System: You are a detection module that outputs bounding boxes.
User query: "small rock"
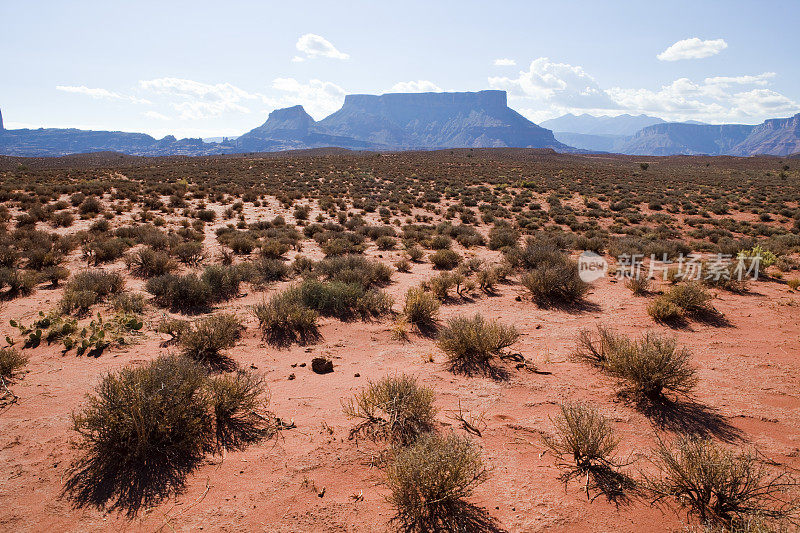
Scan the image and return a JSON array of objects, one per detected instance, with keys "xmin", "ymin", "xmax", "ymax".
[
  {"xmin": 299, "ymin": 362, "xmax": 306, "ymax": 367},
  {"xmin": 354, "ymin": 373, "xmax": 360, "ymax": 378},
  {"xmin": 311, "ymin": 357, "xmax": 334, "ymax": 374},
  {"xmin": 515, "ymin": 295, "xmax": 522, "ymax": 301},
  {"xmin": 288, "ymin": 373, "xmax": 295, "ymax": 380}
]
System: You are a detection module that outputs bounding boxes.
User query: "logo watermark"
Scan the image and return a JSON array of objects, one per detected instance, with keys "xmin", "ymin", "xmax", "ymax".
[
  {"xmin": 578, "ymin": 252, "xmax": 763, "ymax": 283},
  {"xmin": 578, "ymin": 251, "xmax": 608, "ymax": 283}
]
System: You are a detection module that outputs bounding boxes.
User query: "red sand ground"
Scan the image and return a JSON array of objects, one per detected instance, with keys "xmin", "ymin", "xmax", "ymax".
[{"xmin": 1, "ymin": 236, "xmax": 799, "ymax": 532}]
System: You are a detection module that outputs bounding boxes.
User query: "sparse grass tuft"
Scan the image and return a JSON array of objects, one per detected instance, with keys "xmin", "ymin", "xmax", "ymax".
[
  {"xmin": 402, "ymin": 287, "xmax": 440, "ymax": 332},
  {"xmin": 387, "ymin": 432, "xmax": 488, "ymax": 532},
  {"xmin": 646, "ymin": 437, "xmax": 799, "ymax": 529},
  {"xmin": 179, "ymin": 313, "xmax": 243, "ymax": 370},
  {"xmin": 437, "ymin": 314, "xmax": 519, "ymax": 376},
  {"xmin": 343, "ymin": 374, "xmax": 436, "ymax": 445}
]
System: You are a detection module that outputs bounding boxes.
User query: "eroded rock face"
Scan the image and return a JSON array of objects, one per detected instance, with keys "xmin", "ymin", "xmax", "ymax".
[
  {"xmin": 316, "ymin": 90, "xmax": 567, "ymax": 149},
  {"xmin": 0, "ymin": 91, "xmax": 571, "ymax": 156},
  {"xmin": 619, "ymin": 114, "xmax": 800, "ymax": 157}
]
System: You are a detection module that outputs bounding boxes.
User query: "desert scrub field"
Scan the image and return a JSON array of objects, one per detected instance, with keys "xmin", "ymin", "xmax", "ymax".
[{"xmin": 0, "ymin": 149, "xmax": 799, "ymax": 531}]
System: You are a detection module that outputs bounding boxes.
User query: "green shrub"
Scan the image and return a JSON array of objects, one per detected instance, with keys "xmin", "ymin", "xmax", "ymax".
[
  {"xmin": 126, "ymin": 247, "xmax": 176, "ymax": 278},
  {"xmin": 387, "ymin": 433, "xmax": 488, "ymax": 531},
  {"xmin": 343, "ymin": 374, "xmax": 436, "ymax": 445},
  {"xmin": 403, "ymin": 287, "xmax": 440, "ymax": 331},
  {"xmin": 437, "ymin": 314, "xmax": 519, "ymax": 376},
  {"xmin": 179, "ymin": 313, "xmax": 243, "ymax": 370},
  {"xmin": 429, "ymin": 249, "xmax": 461, "ymax": 270},
  {"xmin": 521, "ymin": 253, "xmax": 588, "ymax": 305},
  {"xmin": 252, "ymin": 291, "xmax": 319, "ymax": 347},
  {"xmin": 146, "ymin": 274, "xmax": 211, "ymax": 313}
]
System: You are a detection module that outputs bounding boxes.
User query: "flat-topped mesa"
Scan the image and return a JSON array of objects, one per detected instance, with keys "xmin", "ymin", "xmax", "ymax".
[
  {"xmin": 317, "ymin": 89, "xmax": 567, "ymax": 149},
  {"xmin": 342, "ymin": 89, "xmax": 508, "ymax": 112}
]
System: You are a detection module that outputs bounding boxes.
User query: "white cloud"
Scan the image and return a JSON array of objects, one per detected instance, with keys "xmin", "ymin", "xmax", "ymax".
[
  {"xmin": 487, "ymin": 56, "xmax": 798, "ymax": 124},
  {"xmin": 139, "ymin": 77, "xmax": 258, "ymax": 119},
  {"xmin": 704, "ymin": 72, "xmax": 775, "ymax": 87},
  {"xmin": 269, "ymin": 78, "xmax": 347, "ymax": 119},
  {"xmin": 489, "ymin": 57, "xmax": 616, "ymax": 110},
  {"xmin": 493, "ymin": 58, "xmax": 516, "ymax": 66},
  {"xmin": 389, "ymin": 80, "xmax": 443, "ymax": 93},
  {"xmin": 56, "ymin": 85, "xmax": 151, "ymax": 104},
  {"xmin": 143, "ymin": 110, "xmax": 170, "ymax": 120},
  {"xmin": 295, "ymin": 33, "xmax": 349, "ymax": 60},
  {"xmin": 657, "ymin": 38, "xmax": 728, "ymax": 61}
]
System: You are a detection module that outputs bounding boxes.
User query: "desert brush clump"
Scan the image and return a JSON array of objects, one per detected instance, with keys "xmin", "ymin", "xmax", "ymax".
[
  {"xmin": 0, "ymin": 347, "xmax": 28, "ymax": 379},
  {"xmin": 125, "ymin": 246, "xmax": 176, "ymax": 278},
  {"xmin": 429, "ymin": 249, "xmax": 461, "ymax": 270},
  {"xmin": 574, "ymin": 327, "xmax": 697, "ymax": 404},
  {"xmin": 543, "ymin": 403, "xmax": 628, "ymax": 499},
  {"xmin": 519, "ymin": 245, "xmax": 588, "ymax": 306},
  {"xmin": 64, "ymin": 355, "xmax": 274, "ymax": 515},
  {"xmin": 252, "ymin": 290, "xmax": 320, "ymax": 347},
  {"xmin": 179, "ymin": 313, "xmax": 243, "ymax": 370},
  {"xmin": 436, "ymin": 314, "xmax": 519, "ymax": 376},
  {"xmin": 646, "ymin": 436, "xmax": 799, "ymax": 529},
  {"xmin": 60, "ymin": 269, "xmax": 125, "ymax": 315},
  {"xmin": 649, "ymin": 282, "xmax": 716, "ymax": 323},
  {"xmin": 402, "ymin": 287, "xmax": 440, "ymax": 332},
  {"xmin": 343, "ymin": 374, "xmax": 437, "ymax": 445},
  {"xmin": 386, "ymin": 432, "xmax": 489, "ymax": 532}
]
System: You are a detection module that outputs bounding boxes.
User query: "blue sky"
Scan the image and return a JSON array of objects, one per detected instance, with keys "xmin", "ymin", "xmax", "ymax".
[{"xmin": 1, "ymin": 0, "xmax": 798, "ymax": 138}]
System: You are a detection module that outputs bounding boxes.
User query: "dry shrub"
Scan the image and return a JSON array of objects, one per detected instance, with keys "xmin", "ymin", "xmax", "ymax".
[
  {"xmin": 573, "ymin": 325, "xmax": 627, "ymax": 368},
  {"xmin": 647, "ymin": 437, "xmax": 799, "ymax": 529},
  {"xmin": 402, "ymin": 287, "xmax": 440, "ymax": 332},
  {"xmin": 0, "ymin": 347, "xmax": 28, "ymax": 378},
  {"xmin": 625, "ymin": 275, "xmax": 652, "ymax": 296},
  {"xmin": 543, "ymin": 403, "xmax": 622, "ymax": 493},
  {"xmin": 437, "ymin": 314, "xmax": 519, "ymax": 376},
  {"xmin": 65, "ymin": 355, "xmax": 215, "ymax": 515},
  {"xmin": 343, "ymin": 374, "xmax": 436, "ymax": 445},
  {"xmin": 208, "ymin": 370, "xmax": 273, "ymax": 450},
  {"xmin": 126, "ymin": 247, "xmax": 176, "ymax": 278},
  {"xmin": 387, "ymin": 432, "xmax": 488, "ymax": 532},
  {"xmin": 60, "ymin": 269, "xmax": 125, "ymax": 314},
  {"xmin": 179, "ymin": 313, "xmax": 243, "ymax": 370},
  {"xmin": 575, "ymin": 327, "xmax": 697, "ymax": 404},
  {"xmin": 145, "ymin": 273, "xmax": 211, "ymax": 313},
  {"xmin": 65, "ymin": 355, "xmax": 272, "ymax": 515},
  {"xmin": 429, "ymin": 249, "xmax": 461, "ymax": 271}
]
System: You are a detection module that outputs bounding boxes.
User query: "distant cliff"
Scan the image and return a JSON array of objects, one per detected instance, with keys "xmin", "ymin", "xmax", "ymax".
[
  {"xmin": 0, "ymin": 91, "xmax": 570, "ymax": 157},
  {"xmin": 620, "ymin": 114, "xmax": 800, "ymax": 156},
  {"xmin": 239, "ymin": 90, "xmax": 569, "ymax": 151}
]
